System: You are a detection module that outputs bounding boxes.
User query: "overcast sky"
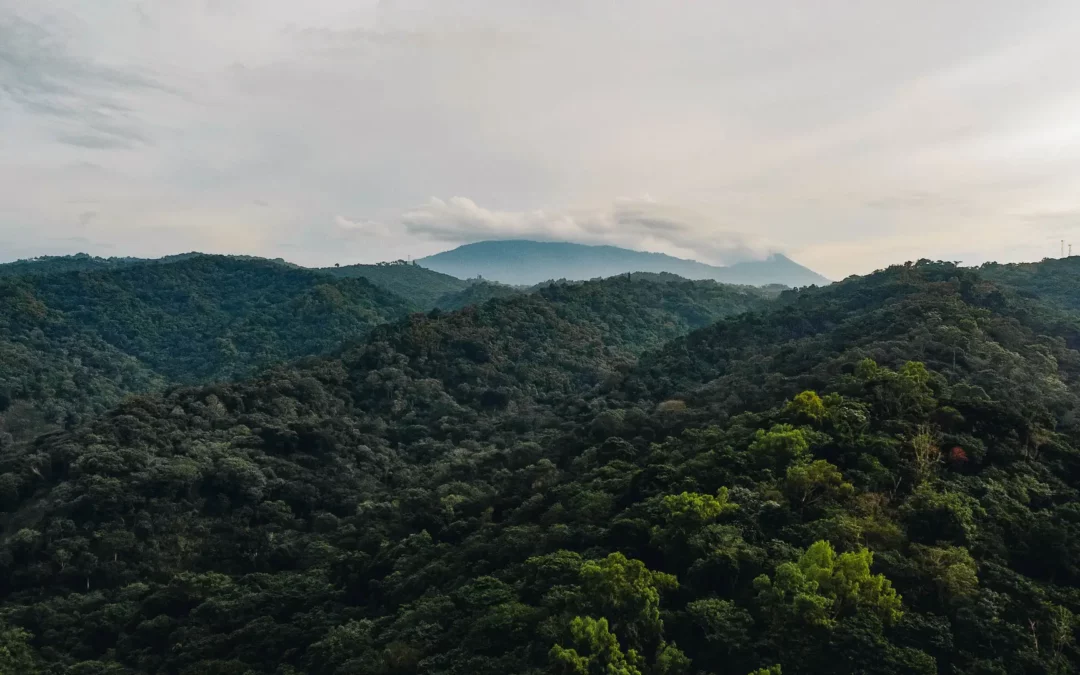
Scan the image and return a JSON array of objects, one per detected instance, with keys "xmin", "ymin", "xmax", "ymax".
[{"xmin": 3, "ymin": 1, "xmax": 1080, "ymax": 278}]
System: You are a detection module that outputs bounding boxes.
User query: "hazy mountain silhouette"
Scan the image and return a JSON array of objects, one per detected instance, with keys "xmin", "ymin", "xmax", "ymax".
[{"xmin": 417, "ymin": 240, "xmax": 829, "ymax": 286}]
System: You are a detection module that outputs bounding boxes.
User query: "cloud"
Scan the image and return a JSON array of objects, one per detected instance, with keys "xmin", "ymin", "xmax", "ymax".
[
  {"xmin": 399, "ymin": 197, "xmax": 773, "ymax": 264},
  {"xmin": 0, "ymin": 12, "xmax": 173, "ymax": 150},
  {"xmin": 3, "ymin": 1, "xmax": 1080, "ymax": 276},
  {"xmin": 334, "ymin": 215, "xmax": 391, "ymax": 237}
]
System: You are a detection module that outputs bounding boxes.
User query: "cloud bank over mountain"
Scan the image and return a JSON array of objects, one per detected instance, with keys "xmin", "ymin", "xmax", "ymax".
[{"xmin": 397, "ymin": 197, "xmax": 773, "ymax": 265}]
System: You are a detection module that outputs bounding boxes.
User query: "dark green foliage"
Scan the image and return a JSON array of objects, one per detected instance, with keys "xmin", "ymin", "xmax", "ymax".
[
  {"xmin": 0, "ymin": 255, "xmax": 412, "ymax": 442},
  {"xmin": 0, "ymin": 253, "xmax": 190, "ymax": 278},
  {"xmin": 322, "ymin": 261, "xmax": 471, "ymax": 309},
  {"xmin": 2, "ymin": 258, "xmax": 1080, "ymax": 674},
  {"xmin": 434, "ymin": 281, "xmax": 525, "ymax": 311}
]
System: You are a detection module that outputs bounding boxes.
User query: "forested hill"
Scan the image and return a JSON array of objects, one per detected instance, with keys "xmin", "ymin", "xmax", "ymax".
[
  {"xmin": 4, "ymin": 259, "xmax": 1080, "ymax": 673},
  {"xmin": 417, "ymin": 239, "xmax": 831, "ymax": 287},
  {"xmin": 980, "ymin": 255, "xmax": 1080, "ymax": 312},
  {"xmin": 0, "ymin": 252, "xmax": 279, "ymax": 278},
  {"xmin": 322, "ymin": 262, "xmax": 474, "ymax": 309},
  {"xmin": 0, "ymin": 255, "xmax": 413, "ymax": 443}
]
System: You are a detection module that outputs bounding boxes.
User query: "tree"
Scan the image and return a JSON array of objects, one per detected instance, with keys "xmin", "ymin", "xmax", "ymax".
[
  {"xmin": 579, "ymin": 553, "xmax": 679, "ymax": 646},
  {"xmin": 908, "ymin": 425, "xmax": 941, "ymax": 485},
  {"xmin": 784, "ymin": 460, "xmax": 854, "ymax": 515},
  {"xmin": 755, "ymin": 541, "xmax": 903, "ymax": 629},
  {"xmin": 788, "ymin": 391, "xmax": 826, "ymax": 423},
  {"xmin": 550, "ymin": 616, "xmax": 643, "ymax": 675},
  {"xmin": 749, "ymin": 424, "xmax": 811, "ymax": 469},
  {"xmin": 910, "ymin": 544, "xmax": 978, "ymax": 602},
  {"xmin": 659, "ymin": 488, "xmax": 738, "ymax": 530},
  {"xmin": 0, "ymin": 622, "xmax": 39, "ymax": 674}
]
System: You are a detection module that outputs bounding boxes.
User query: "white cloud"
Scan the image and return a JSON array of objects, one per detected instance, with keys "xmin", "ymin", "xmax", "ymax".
[
  {"xmin": 335, "ymin": 215, "xmax": 391, "ymax": 236},
  {"xmin": 398, "ymin": 197, "xmax": 773, "ymax": 264}
]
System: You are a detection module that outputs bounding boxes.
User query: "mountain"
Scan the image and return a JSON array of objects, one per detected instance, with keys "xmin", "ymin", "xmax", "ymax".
[
  {"xmin": 417, "ymin": 239, "xmax": 831, "ymax": 287},
  {"xmin": 0, "ymin": 255, "xmax": 412, "ymax": 444},
  {"xmin": 321, "ymin": 261, "xmax": 472, "ymax": 309},
  {"xmin": 3, "ymin": 258, "xmax": 1080, "ymax": 673}
]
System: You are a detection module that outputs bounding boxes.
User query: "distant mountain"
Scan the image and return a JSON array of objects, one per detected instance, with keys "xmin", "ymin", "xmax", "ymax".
[{"xmin": 417, "ymin": 240, "xmax": 830, "ymax": 287}]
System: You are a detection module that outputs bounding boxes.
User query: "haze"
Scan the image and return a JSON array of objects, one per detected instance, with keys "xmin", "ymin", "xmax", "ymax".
[{"xmin": 3, "ymin": 1, "xmax": 1080, "ymax": 279}]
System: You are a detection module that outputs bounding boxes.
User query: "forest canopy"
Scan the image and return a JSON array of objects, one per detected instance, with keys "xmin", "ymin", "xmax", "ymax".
[{"xmin": 2, "ymin": 256, "xmax": 1080, "ymax": 674}]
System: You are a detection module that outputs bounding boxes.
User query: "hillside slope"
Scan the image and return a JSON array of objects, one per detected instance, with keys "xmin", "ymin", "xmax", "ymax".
[
  {"xmin": 2, "ymin": 262, "xmax": 1080, "ymax": 673},
  {"xmin": 980, "ymin": 255, "xmax": 1080, "ymax": 313},
  {"xmin": 418, "ymin": 239, "xmax": 830, "ymax": 287},
  {"xmin": 0, "ymin": 256, "xmax": 412, "ymax": 443},
  {"xmin": 322, "ymin": 262, "xmax": 471, "ymax": 309}
]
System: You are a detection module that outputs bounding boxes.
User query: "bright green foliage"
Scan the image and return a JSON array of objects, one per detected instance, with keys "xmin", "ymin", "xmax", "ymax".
[
  {"xmin": 747, "ymin": 667, "xmax": 782, "ymax": 675},
  {"xmin": 784, "ymin": 460, "xmax": 854, "ymax": 513},
  {"xmin": 748, "ymin": 424, "xmax": 810, "ymax": 468},
  {"xmin": 787, "ymin": 390, "xmax": 826, "ymax": 422},
  {"xmin": 580, "ymin": 553, "xmax": 678, "ymax": 644},
  {"xmin": 755, "ymin": 541, "xmax": 903, "ymax": 628},
  {"xmin": 550, "ymin": 617, "xmax": 643, "ymax": 675},
  {"xmin": 653, "ymin": 642, "xmax": 691, "ymax": 675},
  {"xmin": 660, "ymin": 488, "xmax": 738, "ymax": 528}
]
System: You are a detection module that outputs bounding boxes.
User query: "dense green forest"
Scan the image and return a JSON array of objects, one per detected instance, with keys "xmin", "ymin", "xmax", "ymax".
[
  {"xmin": 0, "ymin": 257, "xmax": 769, "ymax": 449},
  {"xmin": 0, "ymin": 256, "xmax": 412, "ymax": 444},
  {"xmin": 433, "ymin": 281, "xmax": 525, "ymax": 311},
  {"xmin": 322, "ymin": 263, "xmax": 474, "ymax": 310},
  {"xmin": 3, "ymin": 256, "xmax": 1080, "ymax": 674},
  {"xmin": 0, "ymin": 253, "xmax": 295, "ymax": 279}
]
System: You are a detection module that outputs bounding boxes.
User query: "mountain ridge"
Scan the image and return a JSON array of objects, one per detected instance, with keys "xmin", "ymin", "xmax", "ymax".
[{"xmin": 417, "ymin": 239, "xmax": 831, "ymax": 287}]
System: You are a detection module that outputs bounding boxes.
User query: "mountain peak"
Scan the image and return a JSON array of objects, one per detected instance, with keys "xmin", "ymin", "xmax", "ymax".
[{"xmin": 417, "ymin": 240, "xmax": 828, "ymax": 287}]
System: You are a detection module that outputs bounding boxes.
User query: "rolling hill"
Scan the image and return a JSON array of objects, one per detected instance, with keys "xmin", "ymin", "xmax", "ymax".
[
  {"xmin": 417, "ymin": 239, "xmax": 831, "ymax": 287},
  {"xmin": 0, "ymin": 255, "xmax": 412, "ymax": 443},
  {"xmin": 320, "ymin": 262, "xmax": 472, "ymax": 309},
  {"xmin": 2, "ymin": 258, "xmax": 1080, "ymax": 673}
]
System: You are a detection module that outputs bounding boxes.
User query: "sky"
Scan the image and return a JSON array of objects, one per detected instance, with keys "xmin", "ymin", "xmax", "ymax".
[{"xmin": 3, "ymin": 1, "xmax": 1080, "ymax": 279}]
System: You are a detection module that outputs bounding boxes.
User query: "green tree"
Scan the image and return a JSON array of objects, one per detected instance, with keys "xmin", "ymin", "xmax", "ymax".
[
  {"xmin": 910, "ymin": 544, "xmax": 978, "ymax": 602},
  {"xmin": 659, "ymin": 488, "xmax": 738, "ymax": 532},
  {"xmin": 784, "ymin": 460, "xmax": 854, "ymax": 515},
  {"xmin": 579, "ymin": 553, "xmax": 678, "ymax": 646},
  {"xmin": 550, "ymin": 616, "xmax": 643, "ymax": 675},
  {"xmin": 788, "ymin": 390, "xmax": 826, "ymax": 423},
  {"xmin": 755, "ymin": 541, "xmax": 903, "ymax": 629},
  {"xmin": 0, "ymin": 622, "xmax": 39, "ymax": 674},
  {"xmin": 749, "ymin": 424, "xmax": 810, "ymax": 469}
]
